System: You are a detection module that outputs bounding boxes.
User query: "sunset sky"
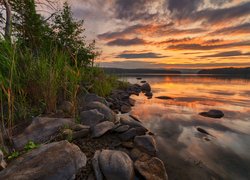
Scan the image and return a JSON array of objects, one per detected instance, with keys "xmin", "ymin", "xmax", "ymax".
[{"xmin": 57, "ymin": 0, "xmax": 250, "ymax": 69}]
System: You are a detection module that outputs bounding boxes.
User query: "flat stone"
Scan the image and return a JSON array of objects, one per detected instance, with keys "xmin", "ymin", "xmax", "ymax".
[
  {"xmin": 199, "ymin": 109, "xmax": 224, "ymax": 119},
  {"xmin": 99, "ymin": 150, "xmax": 134, "ymax": 180},
  {"xmin": 13, "ymin": 117, "xmax": 75, "ymax": 150},
  {"xmin": 0, "ymin": 150, "xmax": 6, "ymax": 170},
  {"xmin": 80, "ymin": 109, "xmax": 105, "ymax": 127},
  {"xmin": 92, "ymin": 150, "xmax": 103, "ymax": 180},
  {"xmin": 85, "ymin": 101, "xmax": 117, "ymax": 122},
  {"xmin": 119, "ymin": 127, "xmax": 147, "ymax": 141},
  {"xmin": 134, "ymin": 135, "xmax": 157, "ymax": 156},
  {"xmin": 91, "ymin": 121, "xmax": 115, "ymax": 138},
  {"xmin": 119, "ymin": 114, "xmax": 145, "ymax": 128},
  {"xmin": 0, "ymin": 141, "xmax": 87, "ymax": 180},
  {"xmin": 114, "ymin": 125, "xmax": 130, "ymax": 133},
  {"xmin": 135, "ymin": 157, "xmax": 168, "ymax": 180}
]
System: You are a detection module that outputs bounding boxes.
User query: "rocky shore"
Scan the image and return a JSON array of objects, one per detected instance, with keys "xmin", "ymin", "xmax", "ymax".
[{"xmin": 0, "ymin": 81, "xmax": 168, "ymax": 180}]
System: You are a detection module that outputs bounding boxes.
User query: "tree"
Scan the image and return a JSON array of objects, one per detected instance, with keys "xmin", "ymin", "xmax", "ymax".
[{"xmin": 0, "ymin": 0, "xmax": 12, "ymax": 40}]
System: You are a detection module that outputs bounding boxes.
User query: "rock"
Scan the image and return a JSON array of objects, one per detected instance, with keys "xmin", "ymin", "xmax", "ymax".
[
  {"xmin": 99, "ymin": 150, "xmax": 134, "ymax": 180},
  {"xmin": 92, "ymin": 121, "xmax": 115, "ymax": 138},
  {"xmin": 141, "ymin": 80, "xmax": 147, "ymax": 83},
  {"xmin": 92, "ymin": 150, "xmax": 103, "ymax": 180},
  {"xmin": 135, "ymin": 157, "xmax": 168, "ymax": 180},
  {"xmin": 114, "ymin": 125, "xmax": 130, "ymax": 133},
  {"xmin": 141, "ymin": 83, "xmax": 151, "ymax": 92},
  {"xmin": 0, "ymin": 141, "xmax": 87, "ymax": 180},
  {"xmin": 84, "ymin": 93, "xmax": 109, "ymax": 106},
  {"xmin": 155, "ymin": 96, "xmax": 173, "ymax": 100},
  {"xmin": 134, "ymin": 135, "xmax": 157, "ymax": 156},
  {"xmin": 130, "ymin": 148, "xmax": 152, "ymax": 161},
  {"xmin": 80, "ymin": 109, "xmax": 105, "ymax": 127},
  {"xmin": 128, "ymin": 98, "xmax": 136, "ymax": 106},
  {"xmin": 0, "ymin": 150, "xmax": 7, "ymax": 170},
  {"xmin": 121, "ymin": 142, "xmax": 134, "ymax": 149},
  {"xmin": 145, "ymin": 92, "xmax": 153, "ymax": 98},
  {"xmin": 120, "ymin": 114, "xmax": 145, "ymax": 128},
  {"xmin": 199, "ymin": 109, "xmax": 224, "ymax": 118},
  {"xmin": 13, "ymin": 117, "xmax": 75, "ymax": 150},
  {"xmin": 63, "ymin": 128, "xmax": 90, "ymax": 140},
  {"xmin": 59, "ymin": 101, "xmax": 74, "ymax": 115},
  {"xmin": 85, "ymin": 101, "xmax": 117, "ymax": 122},
  {"xmin": 121, "ymin": 105, "xmax": 132, "ymax": 113},
  {"xmin": 119, "ymin": 127, "xmax": 147, "ymax": 141},
  {"xmin": 197, "ymin": 127, "xmax": 213, "ymax": 136},
  {"xmin": 136, "ymin": 77, "xmax": 142, "ymax": 80}
]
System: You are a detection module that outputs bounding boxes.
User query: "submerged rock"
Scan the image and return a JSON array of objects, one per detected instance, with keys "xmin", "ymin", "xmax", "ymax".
[
  {"xmin": 199, "ymin": 109, "xmax": 224, "ymax": 118},
  {"xmin": 119, "ymin": 127, "xmax": 147, "ymax": 141},
  {"xmin": 91, "ymin": 121, "xmax": 115, "ymax": 138},
  {"xmin": 13, "ymin": 117, "xmax": 75, "ymax": 150},
  {"xmin": 99, "ymin": 150, "xmax": 134, "ymax": 180},
  {"xmin": 120, "ymin": 114, "xmax": 145, "ymax": 128},
  {"xmin": 134, "ymin": 135, "xmax": 157, "ymax": 156},
  {"xmin": 141, "ymin": 83, "xmax": 151, "ymax": 92},
  {"xmin": 85, "ymin": 101, "xmax": 117, "ymax": 122},
  {"xmin": 80, "ymin": 109, "xmax": 105, "ymax": 127},
  {"xmin": 155, "ymin": 96, "xmax": 173, "ymax": 100},
  {"xmin": 135, "ymin": 157, "xmax": 168, "ymax": 180},
  {"xmin": 0, "ymin": 150, "xmax": 6, "ymax": 170},
  {"xmin": 0, "ymin": 141, "xmax": 87, "ymax": 180}
]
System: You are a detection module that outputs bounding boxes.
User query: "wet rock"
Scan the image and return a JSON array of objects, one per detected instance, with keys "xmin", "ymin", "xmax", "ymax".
[
  {"xmin": 145, "ymin": 92, "xmax": 153, "ymax": 98},
  {"xmin": 199, "ymin": 109, "xmax": 224, "ymax": 118},
  {"xmin": 84, "ymin": 93, "xmax": 109, "ymax": 106},
  {"xmin": 136, "ymin": 77, "xmax": 142, "ymax": 80},
  {"xmin": 59, "ymin": 101, "xmax": 74, "ymax": 115},
  {"xmin": 0, "ymin": 141, "xmax": 87, "ymax": 180},
  {"xmin": 156, "ymin": 96, "xmax": 173, "ymax": 100},
  {"xmin": 80, "ymin": 109, "xmax": 105, "ymax": 127},
  {"xmin": 114, "ymin": 125, "xmax": 130, "ymax": 133},
  {"xmin": 85, "ymin": 101, "xmax": 117, "ymax": 122},
  {"xmin": 197, "ymin": 127, "xmax": 212, "ymax": 136},
  {"xmin": 141, "ymin": 83, "xmax": 151, "ymax": 92},
  {"xmin": 13, "ymin": 117, "xmax": 75, "ymax": 150},
  {"xmin": 121, "ymin": 105, "xmax": 132, "ymax": 113},
  {"xmin": 120, "ymin": 114, "xmax": 145, "ymax": 128},
  {"xmin": 135, "ymin": 157, "xmax": 168, "ymax": 180},
  {"xmin": 141, "ymin": 80, "xmax": 147, "ymax": 83},
  {"xmin": 91, "ymin": 121, "xmax": 115, "ymax": 138},
  {"xmin": 119, "ymin": 127, "xmax": 147, "ymax": 141},
  {"xmin": 134, "ymin": 135, "xmax": 157, "ymax": 156},
  {"xmin": 0, "ymin": 150, "xmax": 6, "ymax": 170},
  {"xmin": 99, "ymin": 150, "xmax": 134, "ymax": 180},
  {"xmin": 92, "ymin": 150, "xmax": 103, "ymax": 180}
]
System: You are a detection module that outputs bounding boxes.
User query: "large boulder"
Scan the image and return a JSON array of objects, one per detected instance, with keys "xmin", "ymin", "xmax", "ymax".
[
  {"xmin": 91, "ymin": 121, "xmax": 115, "ymax": 138},
  {"xmin": 85, "ymin": 101, "xmax": 117, "ymax": 122},
  {"xmin": 84, "ymin": 93, "xmax": 109, "ymax": 106},
  {"xmin": 0, "ymin": 141, "xmax": 87, "ymax": 180},
  {"xmin": 13, "ymin": 117, "xmax": 76, "ymax": 150},
  {"xmin": 134, "ymin": 135, "xmax": 157, "ymax": 156},
  {"xmin": 199, "ymin": 109, "xmax": 224, "ymax": 119},
  {"xmin": 0, "ymin": 150, "xmax": 6, "ymax": 170},
  {"xmin": 80, "ymin": 109, "xmax": 105, "ymax": 127},
  {"xmin": 119, "ymin": 114, "xmax": 145, "ymax": 128},
  {"xmin": 135, "ymin": 157, "xmax": 168, "ymax": 180},
  {"xmin": 92, "ymin": 150, "xmax": 103, "ymax": 180},
  {"xmin": 99, "ymin": 150, "xmax": 134, "ymax": 180}
]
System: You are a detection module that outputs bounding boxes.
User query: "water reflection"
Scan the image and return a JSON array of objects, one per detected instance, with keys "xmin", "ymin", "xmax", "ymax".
[{"xmin": 126, "ymin": 75, "xmax": 250, "ymax": 180}]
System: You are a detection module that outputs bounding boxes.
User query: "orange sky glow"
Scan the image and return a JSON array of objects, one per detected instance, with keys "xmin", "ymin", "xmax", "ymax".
[{"xmin": 55, "ymin": 0, "xmax": 250, "ymax": 69}]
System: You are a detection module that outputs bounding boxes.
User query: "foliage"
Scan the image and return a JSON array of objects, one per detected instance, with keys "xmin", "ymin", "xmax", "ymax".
[
  {"xmin": 7, "ymin": 150, "xmax": 19, "ymax": 160},
  {"xmin": 24, "ymin": 141, "xmax": 39, "ymax": 152}
]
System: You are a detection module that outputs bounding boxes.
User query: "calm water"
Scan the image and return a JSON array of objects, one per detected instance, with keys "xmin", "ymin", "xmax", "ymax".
[{"xmin": 125, "ymin": 75, "xmax": 250, "ymax": 180}]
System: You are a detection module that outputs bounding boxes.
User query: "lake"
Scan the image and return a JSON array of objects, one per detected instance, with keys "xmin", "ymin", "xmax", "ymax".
[{"xmin": 123, "ymin": 75, "xmax": 250, "ymax": 180}]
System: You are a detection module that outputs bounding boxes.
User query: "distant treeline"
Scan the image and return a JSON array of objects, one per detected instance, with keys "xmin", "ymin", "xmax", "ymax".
[
  {"xmin": 103, "ymin": 68, "xmax": 181, "ymax": 74},
  {"xmin": 198, "ymin": 67, "xmax": 250, "ymax": 75}
]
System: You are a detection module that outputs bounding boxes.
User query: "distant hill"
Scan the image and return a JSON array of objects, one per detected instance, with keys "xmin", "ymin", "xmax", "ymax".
[
  {"xmin": 103, "ymin": 68, "xmax": 181, "ymax": 74},
  {"xmin": 198, "ymin": 67, "xmax": 250, "ymax": 75}
]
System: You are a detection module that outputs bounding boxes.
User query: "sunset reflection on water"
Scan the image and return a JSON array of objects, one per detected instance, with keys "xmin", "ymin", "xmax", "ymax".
[{"xmin": 125, "ymin": 75, "xmax": 250, "ymax": 180}]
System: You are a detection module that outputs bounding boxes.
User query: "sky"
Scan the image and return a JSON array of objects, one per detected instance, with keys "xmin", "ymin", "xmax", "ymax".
[{"xmin": 56, "ymin": 0, "xmax": 250, "ymax": 69}]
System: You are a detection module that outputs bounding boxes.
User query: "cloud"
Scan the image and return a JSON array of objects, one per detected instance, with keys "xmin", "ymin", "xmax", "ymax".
[
  {"xmin": 106, "ymin": 38, "xmax": 147, "ymax": 46},
  {"xmin": 116, "ymin": 52, "xmax": 169, "ymax": 59},
  {"xmin": 210, "ymin": 23, "xmax": 250, "ymax": 35},
  {"xmin": 168, "ymin": 41, "xmax": 250, "ymax": 50},
  {"xmin": 199, "ymin": 51, "xmax": 250, "ymax": 58},
  {"xmin": 209, "ymin": 0, "xmax": 233, "ymax": 6}
]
